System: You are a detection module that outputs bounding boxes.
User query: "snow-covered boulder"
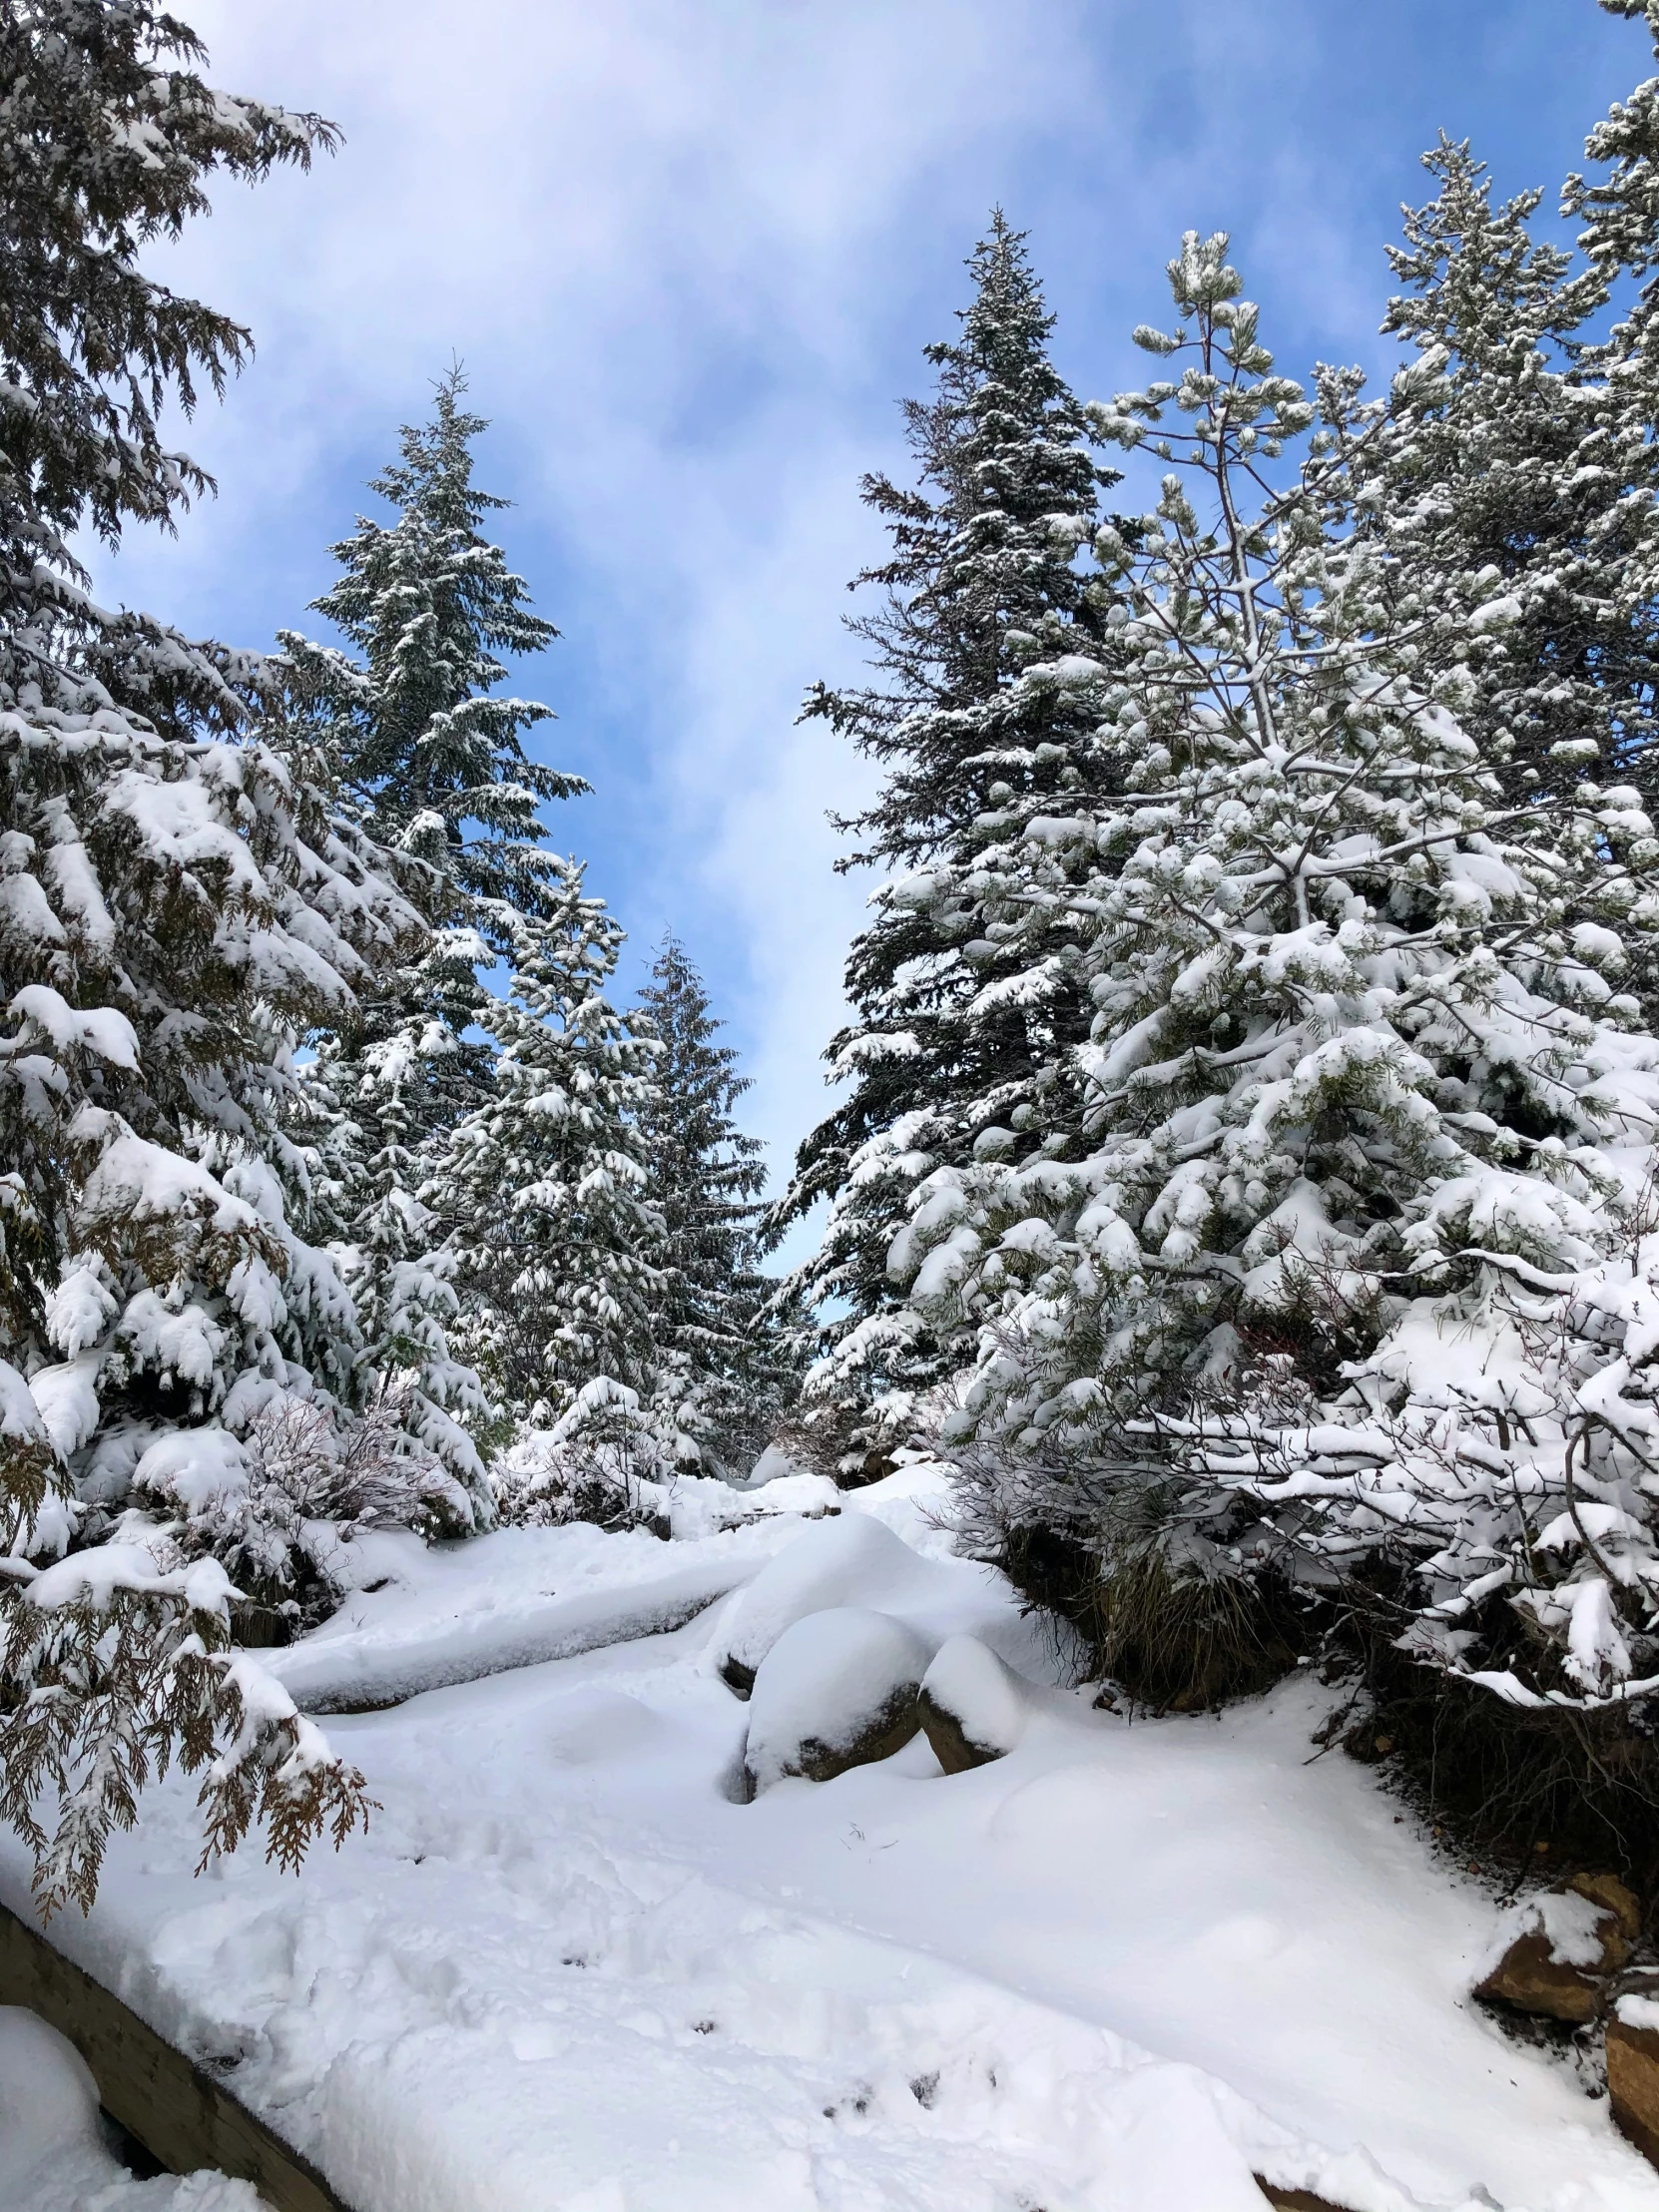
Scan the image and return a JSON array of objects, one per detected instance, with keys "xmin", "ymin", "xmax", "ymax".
[
  {"xmin": 1473, "ymin": 1873, "xmax": 1637, "ymax": 2021},
  {"xmin": 1608, "ymin": 1986, "xmax": 1659, "ymax": 2171},
  {"xmin": 713, "ymin": 1510, "xmax": 924, "ymax": 1697},
  {"xmin": 0, "ymin": 2007, "xmax": 266, "ymax": 2209},
  {"xmin": 917, "ymin": 1635, "xmax": 1028, "ymax": 1772},
  {"xmin": 741, "ymin": 1607, "xmax": 931, "ymax": 1797},
  {"xmin": 741, "ymin": 1441, "xmax": 810, "ymax": 1489}
]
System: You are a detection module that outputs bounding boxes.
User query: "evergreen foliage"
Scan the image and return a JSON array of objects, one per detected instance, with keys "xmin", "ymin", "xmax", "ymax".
[
  {"xmin": 1569, "ymin": 2, "xmax": 1659, "ymax": 606},
  {"xmin": 1375, "ymin": 136, "xmax": 1659, "ymax": 822},
  {"xmin": 775, "ymin": 215, "xmax": 1122, "ymax": 1446},
  {"xmin": 0, "ymin": 1, "xmax": 382, "ymax": 1911},
  {"xmin": 280, "ymin": 365, "xmax": 582, "ymax": 924},
  {"xmin": 635, "ymin": 936, "xmax": 797, "ymax": 1473},
  {"xmin": 441, "ymin": 864, "xmax": 664, "ymax": 1431},
  {"xmin": 0, "ymin": 2, "xmax": 332, "ymax": 560},
  {"xmin": 275, "ymin": 372, "xmax": 590, "ymax": 1511},
  {"xmin": 888, "ymin": 228, "xmax": 1659, "ymax": 1742}
]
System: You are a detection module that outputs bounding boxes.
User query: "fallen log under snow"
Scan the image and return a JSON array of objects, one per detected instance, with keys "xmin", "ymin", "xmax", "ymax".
[{"xmin": 265, "ymin": 1556, "xmax": 753, "ymax": 1714}]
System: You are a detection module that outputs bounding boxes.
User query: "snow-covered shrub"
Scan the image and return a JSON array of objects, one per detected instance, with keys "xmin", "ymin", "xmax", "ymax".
[
  {"xmin": 944, "ymin": 1331, "xmax": 1316, "ymax": 1710},
  {"xmin": 136, "ymin": 1390, "xmax": 474, "ymax": 1639},
  {"xmin": 1229, "ymin": 1217, "xmax": 1659, "ymax": 1712},
  {"xmin": 490, "ymin": 1378, "xmax": 690, "ymax": 1534},
  {"xmin": 767, "ymin": 1388, "xmax": 914, "ymax": 1489}
]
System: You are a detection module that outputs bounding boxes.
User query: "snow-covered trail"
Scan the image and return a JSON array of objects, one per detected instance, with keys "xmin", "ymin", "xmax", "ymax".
[{"xmin": 5, "ymin": 1470, "xmax": 1657, "ymax": 2212}]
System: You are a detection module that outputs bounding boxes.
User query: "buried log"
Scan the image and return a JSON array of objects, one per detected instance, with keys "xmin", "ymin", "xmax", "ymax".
[
  {"xmin": 0, "ymin": 1900, "xmax": 351, "ymax": 2212},
  {"xmin": 271, "ymin": 1560, "xmax": 747, "ymax": 1715},
  {"xmin": 1255, "ymin": 2182, "xmax": 1354, "ymax": 2212}
]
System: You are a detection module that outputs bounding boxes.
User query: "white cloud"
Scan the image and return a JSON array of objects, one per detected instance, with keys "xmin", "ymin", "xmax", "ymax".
[
  {"xmin": 101, "ymin": 0, "xmax": 1112, "ymax": 1205},
  {"xmin": 94, "ymin": 0, "xmax": 1637, "ymax": 1227}
]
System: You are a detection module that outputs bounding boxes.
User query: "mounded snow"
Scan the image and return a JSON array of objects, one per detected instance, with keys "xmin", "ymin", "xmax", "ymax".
[
  {"xmin": 5, "ymin": 1470, "xmax": 1658, "ymax": 2212},
  {"xmin": 743, "ymin": 1605, "xmax": 931, "ymax": 1792},
  {"xmin": 919, "ymin": 1634, "xmax": 1027, "ymax": 1756},
  {"xmin": 711, "ymin": 1505, "xmax": 962, "ymax": 1688},
  {"xmin": 0, "ymin": 2006, "xmax": 266, "ymax": 2211}
]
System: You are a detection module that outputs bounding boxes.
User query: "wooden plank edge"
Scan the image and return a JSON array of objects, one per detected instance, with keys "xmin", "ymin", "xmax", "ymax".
[{"xmin": 0, "ymin": 1900, "xmax": 354, "ymax": 2212}]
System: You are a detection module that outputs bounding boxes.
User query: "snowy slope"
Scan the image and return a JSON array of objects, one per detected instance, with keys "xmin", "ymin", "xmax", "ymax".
[{"xmin": 4, "ymin": 1466, "xmax": 1656, "ymax": 2212}]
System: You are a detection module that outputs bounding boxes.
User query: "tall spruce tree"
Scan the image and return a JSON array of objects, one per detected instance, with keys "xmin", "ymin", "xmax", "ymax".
[
  {"xmin": 282, "ymin": 365, "xmax": 581, "ymax": 928},
  {"xmin": 775, "ymin": 214, "xmax": 1122, "ymax": 1449},
  {"xmin": 0, "ymin": 0, "xmax": 383, "ymax": 1912},
  {"xmin": 634, "ymin": 937, "xmax": 795, "ymax": 1472},
  {"xmin": 276, "ymin": 373, "xmax": 585, "ymax": 1506},
  {"xmin": 1569, "ymin": 2, "xmax": 1659, "ymax": 533}
]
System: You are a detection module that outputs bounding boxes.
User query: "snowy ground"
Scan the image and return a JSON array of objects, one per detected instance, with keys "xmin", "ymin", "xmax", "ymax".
[{"xmin": 6, "ymin": 1465, "xmax": 1659, "ymax": 2212}]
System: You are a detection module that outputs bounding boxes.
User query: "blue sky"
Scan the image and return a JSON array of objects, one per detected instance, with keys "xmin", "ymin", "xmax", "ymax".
[{"xmin": 104, "ymin": 0, "xmax": 1650, "ymax": 1236}]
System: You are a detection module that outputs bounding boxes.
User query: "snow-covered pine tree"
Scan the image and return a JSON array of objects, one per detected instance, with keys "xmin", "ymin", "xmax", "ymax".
[
  {"xmin": 441, "ymin": 863, "xmax": 664, "ymax": 1438},
  {"xmin": 1569, "ymin": 2, "xmax": 1659, "ymax": 461},
  {"xmin": 633, "ymin": 936, "xmax": 797, "ymax": 1473},
  {"xmin": 774, "ymin": 214, "xmax": 1122, "ymax": 1459},
  {"xmin": 281, "ymin": 364, "xmax": 580, "ymax": 928},
  {"xmin": 891, "ymin": 233, "xmax": 1659, "ymax": 1745},
  {"xmin": 322, "ymin": 1022, "xmax": 491, "ymax": 1516},
  {"xmin": 0, "ymin": 0, "xmax": 391, "ymax": 1911},
  {"xmin": 1376, "ymin": 135, "xmax": 1659, "ymax": 821},
  {"xmin": 275, "ymin": 371, "xmax": 583, "ymax": 1512}
]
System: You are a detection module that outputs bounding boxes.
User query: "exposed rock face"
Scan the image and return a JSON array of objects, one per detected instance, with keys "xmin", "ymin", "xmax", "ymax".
[
  {"xmin": 1608, "ymin": 1992, "xmax": 1659, "ymax": 2171},
  {"xmin": 740, "ymin": 1607, "xmax": 931, "ymax": 1798},
  {"xmin": 1475, "ymin": 1932, "xmax": 1604, "ymax": 2023},
  {"xmin": 1474, "ymin": 1876, "xmax": 1638, "ymax": 2022},
  {"xmin": 917, "ymin": 1636, "xmax": 1028, "ymax": 1774},
  {"xmin": 1567, "ymin": 1870, "xmax": 1640, "ymax": 1948}
]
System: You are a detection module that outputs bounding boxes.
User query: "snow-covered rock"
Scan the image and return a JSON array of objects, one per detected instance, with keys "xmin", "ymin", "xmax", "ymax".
[
  {"xmin": 713, "ymin": 1510, "xmax": 930, "ymax": 1696},
  {"xmin": 742, "ymin": 1606, "xmax": 931, "ymax": 1797},
  {"xmin": 917, "ymin": 1635, "xmax": 1028, "ymax": 1772},
  {"xmin": 0, "ymin": 2007, "xmax": 108, "ymax": 2206},
  {"xmin": 1473, "ymin": 1877, "xmax": 1635, "ymax": 2021},
  {"xmin": 1608, "ymin": 1989, "xmax": 1659, "ymax": 2171},
  {"xmin": 740, "ymin": 1442, "xmax": 813, "ymax": 1490}
]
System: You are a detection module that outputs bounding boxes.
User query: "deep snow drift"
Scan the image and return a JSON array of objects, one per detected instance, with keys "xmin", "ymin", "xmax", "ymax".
[
  {"xmin": 0, "ymin": 2005, "xmax": 264, "ymax": 2211},
  {"xmin": 4, "ymin": 1464, "xmax": 1657, "ymax": 2212}
]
